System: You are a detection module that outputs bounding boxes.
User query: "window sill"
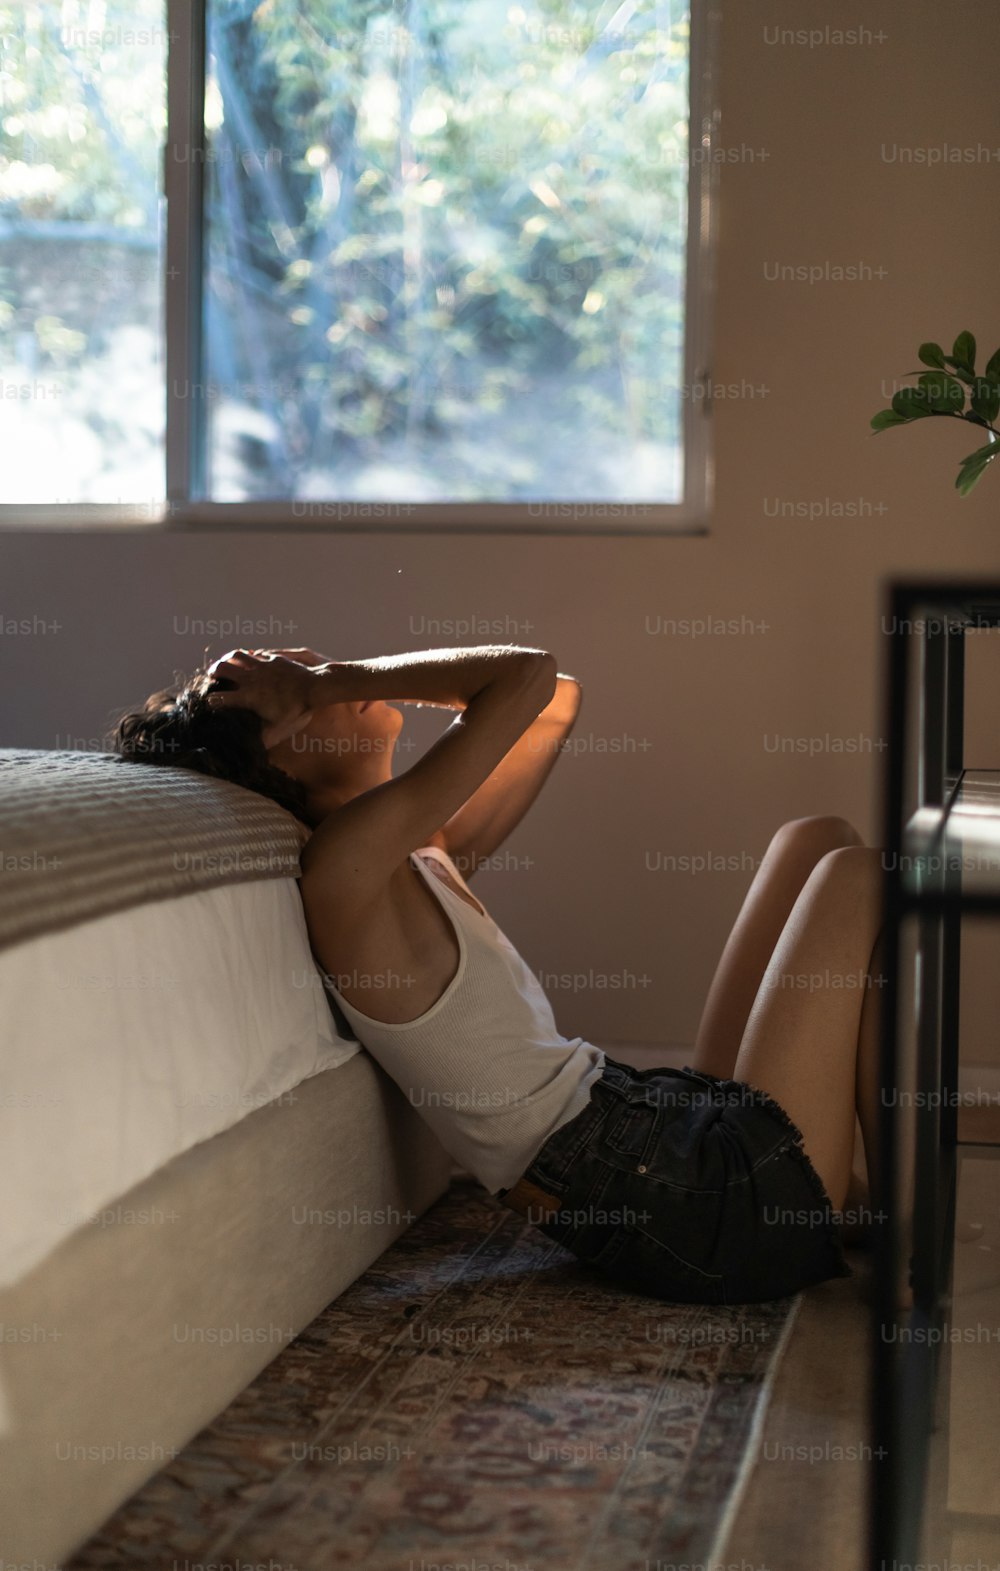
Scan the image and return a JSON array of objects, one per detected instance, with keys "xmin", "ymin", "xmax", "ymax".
[{"xmin": 0, "ymin": 501, "xmax": 711, "ymax": 535}]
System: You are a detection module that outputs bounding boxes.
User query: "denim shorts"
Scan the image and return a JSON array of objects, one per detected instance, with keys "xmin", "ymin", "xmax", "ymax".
[{"xmin": 502, "ymin": 1056, "xmax": 852, "ymax": 1304}]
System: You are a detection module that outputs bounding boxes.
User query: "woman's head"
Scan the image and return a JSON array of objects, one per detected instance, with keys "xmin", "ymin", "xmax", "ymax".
[
  {"xmin": 111, "ymin": 661, "xmax": 403, "ymax": 825},
  {"xmin": 111, "ymin": 666, "xmax": 314, "ymax": 825}
]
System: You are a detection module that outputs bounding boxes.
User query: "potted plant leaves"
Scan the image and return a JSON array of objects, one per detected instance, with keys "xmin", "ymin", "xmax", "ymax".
[{"xmin": 870, "ymin": 332, "xmax": 1000, "ymax": 494}]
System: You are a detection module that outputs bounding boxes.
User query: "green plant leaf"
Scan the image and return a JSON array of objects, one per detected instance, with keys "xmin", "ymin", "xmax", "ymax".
[
  {"xmin": 952, "ymin": 331, "xmax": 976, "ymax": 372},
  {"xmin": 954, "ymin": 438, "xmax": 1000, "ymax": 496},
  {"xmin": 958, "ymin": 439, "xmax": 1000, "ymax": 467},
  {"xmin": 956, "ymin": 461, "xmax": 991, "ymax": 496},
  {"xmin": 918, "ymin": 342, "xmax": 946, "ymax": 368},
  {"xmin": 870, "ymin": 408, "xmax": 909, "ymax": 432},
  {"xmin": 943, "ymin": 358, "xmax": 976, "ymax": 386},
  {"xmin": 891, "ymin": 386, "xmax": 934, "ymax": 419},
  {"xmin": 985, "ymin": 347, "xmax": 1000, "ymax": 381},
  {"xmin": 918, "ymin": 372, "xmax": 965, "ymax": 412},
  {"xmin": 970, "ymin": 378, "xmax": 1000, "ymax": 423}
]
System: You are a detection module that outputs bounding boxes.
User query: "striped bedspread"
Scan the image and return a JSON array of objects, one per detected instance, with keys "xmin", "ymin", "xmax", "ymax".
[{"xmin": 0, "ymin": 750, "xmax": 309, "ymax": 951}]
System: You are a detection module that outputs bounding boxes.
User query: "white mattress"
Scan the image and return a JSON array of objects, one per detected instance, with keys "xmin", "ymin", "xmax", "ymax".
[{"xmin": 0, "ymin": 877, "xmax": 360, "ymax": 1292}]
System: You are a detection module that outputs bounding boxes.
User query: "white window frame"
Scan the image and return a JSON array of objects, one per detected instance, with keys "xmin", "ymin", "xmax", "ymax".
[{"xmin": 0, "ymin": 0, "xmax": 720, "ymax": 535}]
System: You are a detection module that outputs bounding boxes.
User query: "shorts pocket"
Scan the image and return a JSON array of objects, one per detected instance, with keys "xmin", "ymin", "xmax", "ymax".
[{"xmin": 602, "ymin": 1098, "xmax": 658, "ymax": 1160}]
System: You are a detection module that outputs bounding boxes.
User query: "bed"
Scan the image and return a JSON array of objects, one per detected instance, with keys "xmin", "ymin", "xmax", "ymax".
[{"xmin": 0, "ymin": 750, "xmax": 455, "ymax": 1566}]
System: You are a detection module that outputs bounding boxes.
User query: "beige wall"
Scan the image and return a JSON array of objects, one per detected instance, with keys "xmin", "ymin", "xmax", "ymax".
[{"xmin": 3, "ymin": 0, "xmax": 999, "ymax": 1059}]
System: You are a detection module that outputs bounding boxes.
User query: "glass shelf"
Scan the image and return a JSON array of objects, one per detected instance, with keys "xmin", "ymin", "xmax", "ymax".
[{"xmin": 898, "ymin": 771, "xmax": 1000, "ymax": 907}]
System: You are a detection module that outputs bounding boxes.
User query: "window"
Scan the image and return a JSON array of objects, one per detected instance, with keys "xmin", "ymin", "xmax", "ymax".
[
  {"xmin": 0, "ymin": 2, "xmax": 166, "ymax": 505},
  {"xmin": 1, "ymin": 1, "xmax": 718, "ymax": 530}
]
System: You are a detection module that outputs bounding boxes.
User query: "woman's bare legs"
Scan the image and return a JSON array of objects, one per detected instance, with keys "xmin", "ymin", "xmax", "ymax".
[
  {"xmin": 730, "ymin": 846, "xmax": 885, "ymax": 1213},
  {"xmin": 691, "ymin": 816, "xmax": 864, "ymax": 1079},
  {"xmin": 689, "ymin": 828, "xmax": 908, "ymax": 1293}
]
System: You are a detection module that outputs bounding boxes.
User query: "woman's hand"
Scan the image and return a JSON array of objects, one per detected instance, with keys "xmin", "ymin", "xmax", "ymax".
[
  {"xmin": 206, "ymin": 649, "xmax": 318, "ymax": 749},
  {"xmin": 261, "ymin": 646, "xmax": 332, "ymax": 669}
]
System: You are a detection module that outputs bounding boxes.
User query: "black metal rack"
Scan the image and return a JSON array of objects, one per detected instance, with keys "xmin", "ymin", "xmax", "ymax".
[{"xmin": 870, "ymin": 580, "xmax": 1000, "ymax": 1567}]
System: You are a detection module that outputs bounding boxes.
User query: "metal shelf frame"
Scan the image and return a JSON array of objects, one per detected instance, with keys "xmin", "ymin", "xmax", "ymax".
[{"xmin": 870, "ymin": 579, "xmax": 1000, "ymax": 1569}]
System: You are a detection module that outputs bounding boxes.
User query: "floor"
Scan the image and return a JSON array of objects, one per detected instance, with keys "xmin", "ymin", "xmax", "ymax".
[
  {"xmin": 722, "ymin": 1248, "xmax": 871, "ymax": 1568},
  {"xmin": 67, "ymin": 1177, "xmax": 999, "ymax": 1571},
  {"xmin": 63, "ymin": 1045, "xmax": 1000, "ymax": 1570},
  {"xmin": 922, "ymin": 1144, "xmax": 1000, "ymax": 1562},
  {"xmin": 66, "ymin": 1173, "xmax": 800, "ymax": 1571}
]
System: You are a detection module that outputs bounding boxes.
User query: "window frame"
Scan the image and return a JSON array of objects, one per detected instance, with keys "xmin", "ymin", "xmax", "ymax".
[{"xmin": 0, "ymin": 0, "xmax": 720, "ymax": 535}]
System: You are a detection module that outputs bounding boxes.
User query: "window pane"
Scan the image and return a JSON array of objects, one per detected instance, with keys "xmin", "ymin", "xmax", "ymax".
[
  {"xmin": 0, "ymin": 1, "xmax": 165, "ymax": 504},
  {"xmin": 204, "ymin": 1, "xmax": 689, "ymax": 504}
]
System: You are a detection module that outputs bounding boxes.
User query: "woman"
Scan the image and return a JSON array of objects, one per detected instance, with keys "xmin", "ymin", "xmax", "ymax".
[{"xmin": 114, "ymin": 641, "xmax": 895, "ymax": 1306}]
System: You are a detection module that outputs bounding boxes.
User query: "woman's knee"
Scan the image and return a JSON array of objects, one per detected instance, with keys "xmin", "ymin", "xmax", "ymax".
[
  {"xmin": 814, "ymin": 844, "xmax": 883, "ymax": 878},
  {"xmin": 809, "ymin": 845, "xmax": 886, "ymax": 916},
  {"xmin": 769, "ymin": 815, "xmax": 863, "ymax": 864}
]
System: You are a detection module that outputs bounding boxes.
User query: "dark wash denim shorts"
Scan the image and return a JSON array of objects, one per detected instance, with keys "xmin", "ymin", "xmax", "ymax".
[{"xmin": 501, "ymin": 1056, "xmax": 852, "ymax": 1304}]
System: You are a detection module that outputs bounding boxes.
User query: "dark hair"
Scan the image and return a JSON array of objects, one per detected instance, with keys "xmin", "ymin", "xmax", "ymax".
[{"xmin": 109, "ymin": 666, "xmax": 313, "ymax": 827}]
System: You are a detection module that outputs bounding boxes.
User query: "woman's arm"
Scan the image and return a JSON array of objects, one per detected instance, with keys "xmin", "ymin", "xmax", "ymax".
[
  {"xmin": 305, "ymin": 647, "xmax": 559, "ymax": 901},
  {"xmin": 308, "ymin": 645, "xmax": 551, "ymax": 712},
  {"xmin": 206, "ymin": 644, "xmax": 558, "ymax": 883},
  {"xmin": 424, "ymin": 673, "xmax": 582, "ymax": 873},
  {"xmin": 209, "ymin": 644, "xmax": 547, "ymax": 722}
]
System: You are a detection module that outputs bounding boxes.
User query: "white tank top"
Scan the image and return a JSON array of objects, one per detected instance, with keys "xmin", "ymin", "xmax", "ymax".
[{"xmin": 321, "ymin": 846, "xmax": 606, "ymax": 1194}]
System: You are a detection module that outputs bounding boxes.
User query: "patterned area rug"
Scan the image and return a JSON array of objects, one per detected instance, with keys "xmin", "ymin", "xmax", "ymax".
[{"xmin": 66, "ymin": 1177, "xmax": 801, "ymax": 1571}]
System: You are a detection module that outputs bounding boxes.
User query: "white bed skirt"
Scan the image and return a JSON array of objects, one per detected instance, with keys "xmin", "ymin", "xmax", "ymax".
[{"xmin": 0, "ymin": 1049, "xmax": 455, "ymax": 1567}]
